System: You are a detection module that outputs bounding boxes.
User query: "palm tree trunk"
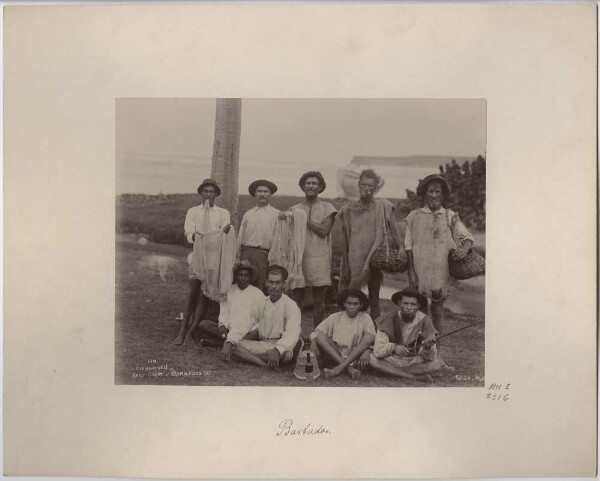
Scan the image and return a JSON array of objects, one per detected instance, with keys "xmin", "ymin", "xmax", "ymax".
[{"xmin": 210, "ymin": 98, "xmax": 241, "ymax": 228}]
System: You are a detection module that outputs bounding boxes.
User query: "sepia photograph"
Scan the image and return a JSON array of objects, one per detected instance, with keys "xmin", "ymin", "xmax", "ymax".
[
  {"xmin": 116, "ymin": 98, "xmax": 486, "ymax": 387},
  {"xmin": 5, "ymin": 4, "xmax": 596, "ymax": 478}
]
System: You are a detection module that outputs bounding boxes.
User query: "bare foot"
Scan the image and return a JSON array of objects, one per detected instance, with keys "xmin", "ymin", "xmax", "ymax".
[
  {"xmin": 172, "ymin": 335, "xmax": 184, "ymax": 346},
  {"xmin": 323, "ymin": 368, "xmax": 340, "ymax": 379},
  {"xmin": 182, "ymin": 335, "xmax": 195, "ymax": 347},
  {"xmin": 347, "ymin": 366, "xmax": 361, "ymax": 381},
  {"xmin": 414, "ymin": 374, "xmax": 434, "ymax": 384},
  {"xmin": 440, "ymin": 359, "xmax": 455, "ymax": 371}
]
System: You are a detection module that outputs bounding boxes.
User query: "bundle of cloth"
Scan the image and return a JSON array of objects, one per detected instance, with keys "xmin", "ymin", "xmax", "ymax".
[
  {"xmin": 268, "ymin": 208, "xmax": 307, "ymax": 289},
  {"xmin": 190, "ymin": 225, "xmax": 237, "ymax": 303}
]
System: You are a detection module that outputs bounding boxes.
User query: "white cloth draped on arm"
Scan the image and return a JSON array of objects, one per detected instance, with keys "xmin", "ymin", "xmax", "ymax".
[
  {"xmin": 191, "ymin": 226, "xmax": 237, "ymax": 303},
  {"xmin": 268, "ymin": 208, "xmax": 308, "ymax": 290}
]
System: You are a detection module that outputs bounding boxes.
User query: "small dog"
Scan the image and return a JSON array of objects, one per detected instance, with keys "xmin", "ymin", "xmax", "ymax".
[{"xmin": 139, "ymin": 255, "xmax": 181, "ymax": 281}]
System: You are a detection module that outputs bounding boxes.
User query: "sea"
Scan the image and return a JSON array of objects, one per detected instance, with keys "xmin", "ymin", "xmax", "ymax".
[{"xmin": 117, "ymin": 154, "xmax": 454, "ymax": 199}]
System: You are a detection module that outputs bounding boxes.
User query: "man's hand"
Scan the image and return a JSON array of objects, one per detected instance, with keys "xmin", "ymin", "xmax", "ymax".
[
  {"xmin": 220, "ymin": 342, "xmax": 232, "ymax": 362},
  {"xmin": 451, "ymin": 247, "xmax": 468, "ymax": 261},
  {"xmin": 266, "ymin": 348, "xmax": 281, "ymax": 369},
  {"xmin": 358, "ymin": 349, "xmax": 371, "ymax": 371},
  {"xmin": 408, "ymin": 274, "xmax": 419, "ymax": 288},
  {"xmin": 393, "ymin": 345, "xmax": 410, "ymax": 357},
  {"xmin": 421, "ymin": 336, "xmax": 436, "ymax": 349},
  {"xmin": 218, "ymin": 325, "xmax": 229, "ymax": 340}
]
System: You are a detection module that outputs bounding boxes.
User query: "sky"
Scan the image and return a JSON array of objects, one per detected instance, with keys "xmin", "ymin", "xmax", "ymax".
[{"xmin": 116, "ymin": 98, "xmax": 486, "ymax": 197}]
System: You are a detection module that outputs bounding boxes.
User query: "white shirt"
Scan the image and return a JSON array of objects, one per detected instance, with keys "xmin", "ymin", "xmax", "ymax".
[
  {"xmin": 237, "ymin": 205, "xmax": 280, "ymax": 250},
  {"xmin": 184, "ymin": 203, "xmax": 230, "ymax": 244},
  {"xmin": 221, "ymin": 284, "xmax": 265, "ymax": 340},
  {"xmin": 228, "ymin": 294, "xmax": 301, "ymax": 355},
  {"xmin": 310, "ymin": 311, "xmax": 375, "ymax": 359}
]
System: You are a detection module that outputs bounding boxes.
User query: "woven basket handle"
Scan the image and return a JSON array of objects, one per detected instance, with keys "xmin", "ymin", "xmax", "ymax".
[
  {"xmin": 445, "ymin": 211, "xmax": 459, "ymax": 249},
  {"xmin": 381, "ymin": 203, "xmax": 391, "ymax": 251}
]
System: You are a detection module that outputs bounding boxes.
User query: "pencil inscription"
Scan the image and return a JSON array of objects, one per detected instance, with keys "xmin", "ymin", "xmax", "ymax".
[{"xmin": 277, "ymin": 419, "xmax": 331, "ymax": 437}]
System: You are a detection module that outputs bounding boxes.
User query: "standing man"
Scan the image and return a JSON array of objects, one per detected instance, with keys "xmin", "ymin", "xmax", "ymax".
[
  {"xmin": 291, "ymin": 171, "xmax": 337, "ymax": 328},
  {"xmin": 336, "ymin": 169, "xmax": 403, "ymax": 320},
  {"xmin": 174, "ymin": 178, "xmax": 232, "ymax": 346},
  {"xmin": 405, "ymin": 174, "xmax": 474, "ymax": 335},
  {"xmin": 222, "ymin": 265, "xmax": 302, "ymax": 369},
  {"xmin": 237, "ymin": 179, "xmax": 280, "ymax": 292}
]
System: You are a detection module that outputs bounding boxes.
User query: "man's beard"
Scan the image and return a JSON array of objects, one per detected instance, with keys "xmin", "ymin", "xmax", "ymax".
[{"xmin": 400, "ymin": 310, "xmax": 416, "ymax": 322}]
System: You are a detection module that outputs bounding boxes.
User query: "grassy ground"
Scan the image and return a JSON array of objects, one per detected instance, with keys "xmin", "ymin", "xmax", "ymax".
[{"xmin": 116, "ymin": 234, "xmax": 485, "ymax": 388}]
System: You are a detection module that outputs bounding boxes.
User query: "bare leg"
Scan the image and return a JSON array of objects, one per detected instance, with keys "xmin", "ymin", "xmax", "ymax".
[
  {"xmin": 231, "ymin": 345, "xmax": 267, "ymax": 367},
  {"xmin": 403, "ymin": 358, "xmax": 443, "ymax": 375},
  {"xmin": 369, "ymin": 354, "xmax": 433, "ymax": 383},
  {"xmin": 197, "ymin": 320, "xmax": 221, "ymax": 341},
  {"xmin": 292, "ymin": 287, "xmax": 306, "ymax": 313},
  {"xmin": 183, "ymin": 293, "xmax": 207, "ymax": 345},
  {"xmin": 430, "ymin": 298, "xmax": 444, "ymax": 333},
  {"xmin": 173, "ymin": 279, "xmax": 200, "ymax": 345},
  {"xmin": 367, "ymin": 269, "xmax": 383, "ymax": 320},
  {"xmin": 312, "ymin": 286, "xmax": 326, "ymax": 327},
  {"xmin": 430, "ymin": 297, "xmax": 445, "ymax": 354},
  {"xmin": 316, "ymin": 334, "xmax": 344, "ymax": 379}
]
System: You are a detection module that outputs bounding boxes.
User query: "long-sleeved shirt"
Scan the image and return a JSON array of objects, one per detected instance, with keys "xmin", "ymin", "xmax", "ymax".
[
  {"xmin": 228, "ymin": 294, "xmax": 301, "ymax": 355},
  {"xmin": 237, "ymin": 205, "xmax": 280, "ymax": 251},
  {"xmin": 184, "ymin": 203, "xmax": 230, "ymax": 244},
  {"xmin": 221, "ymin": 283, "xmax": 265, "ymax": 340},
  {"xmin": 373, "ymin": 310, "xmax": 437, "ymax": 359}
]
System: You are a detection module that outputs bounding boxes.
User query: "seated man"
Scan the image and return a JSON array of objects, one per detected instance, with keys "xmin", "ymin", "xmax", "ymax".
[
  {"xmin": 222, "ymin": 265, "xmax": 302, "ymax": 369},
  {"xmin": 369, "ymin": 287, "xmax": 442, "ymax": 382},
  {"xmin": 310, "ymin": 289, "xmax": 375, "ymax": 380},
  {"xmin": 197, "ymin": 260, "xmax": 264, "ymax": 348}
]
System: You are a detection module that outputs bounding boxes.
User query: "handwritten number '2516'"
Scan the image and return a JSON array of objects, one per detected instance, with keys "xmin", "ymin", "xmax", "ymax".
[{"xmin": 487, "ymin": 393, "xmax": 509, "ymax": 401}]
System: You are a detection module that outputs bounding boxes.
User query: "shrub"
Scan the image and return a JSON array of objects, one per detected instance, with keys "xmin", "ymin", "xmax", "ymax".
[{"xmin": 395, "ymin": 155, "xmax": 486, "ymax": 231}]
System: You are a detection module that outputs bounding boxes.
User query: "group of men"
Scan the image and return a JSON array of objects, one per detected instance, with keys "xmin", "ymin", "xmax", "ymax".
[{"xmin": 173, "ymin": 171, "xmax": 443, "ymax": 381}]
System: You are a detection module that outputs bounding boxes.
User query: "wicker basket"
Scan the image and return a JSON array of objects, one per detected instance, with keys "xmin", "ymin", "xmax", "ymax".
[
  {"xmin": 370, "ymin": 243, "xmax": 407, "ymax": 272},
  {"xmin": 448, "ymin": 249, "xmax": 485, "ymax": 280},
  {"xmin": 369, "ymin": 204, "xmax": 407, "ymax": 273}
]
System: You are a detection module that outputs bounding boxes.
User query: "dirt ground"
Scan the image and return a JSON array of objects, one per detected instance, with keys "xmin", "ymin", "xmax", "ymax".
[{"xmin": 116, "ymin": 234, "xmax": 485, "ymax": 388}]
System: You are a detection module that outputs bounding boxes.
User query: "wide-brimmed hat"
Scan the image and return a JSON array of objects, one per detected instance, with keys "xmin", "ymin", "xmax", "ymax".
[
  {"xmin": 391, "ymin": 287, "xmax": 428, "ymax": 309},
  {"xmin": 416, "ymin": 174, "xmax": 451, "ymax": 198},
  {"xmin": 248, "ymin": 179, "xmax": 278, "ymax": 197},
  {"xmin": 298, "ymin": 171, "xmax": 326, "ymax": 194},
  {"xmin": 197, "ymin": 178, "xmax": 222, "ymax": 196},
  {"xmin": 337, "ymin": 288, "xmax": 369, "ymax": 311},
  {"xmin": 234, "ymin": 260, "xmax": 258, "ymax": 283},
  {"xmin": 267, "ymin": 264, "xmax": 288, "ymax": 281}
]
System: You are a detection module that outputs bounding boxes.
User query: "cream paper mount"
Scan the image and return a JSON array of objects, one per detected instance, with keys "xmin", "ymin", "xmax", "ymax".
[{"xmin": 3, "ymin": 4, "xmax": 597, "ymax": 479}]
